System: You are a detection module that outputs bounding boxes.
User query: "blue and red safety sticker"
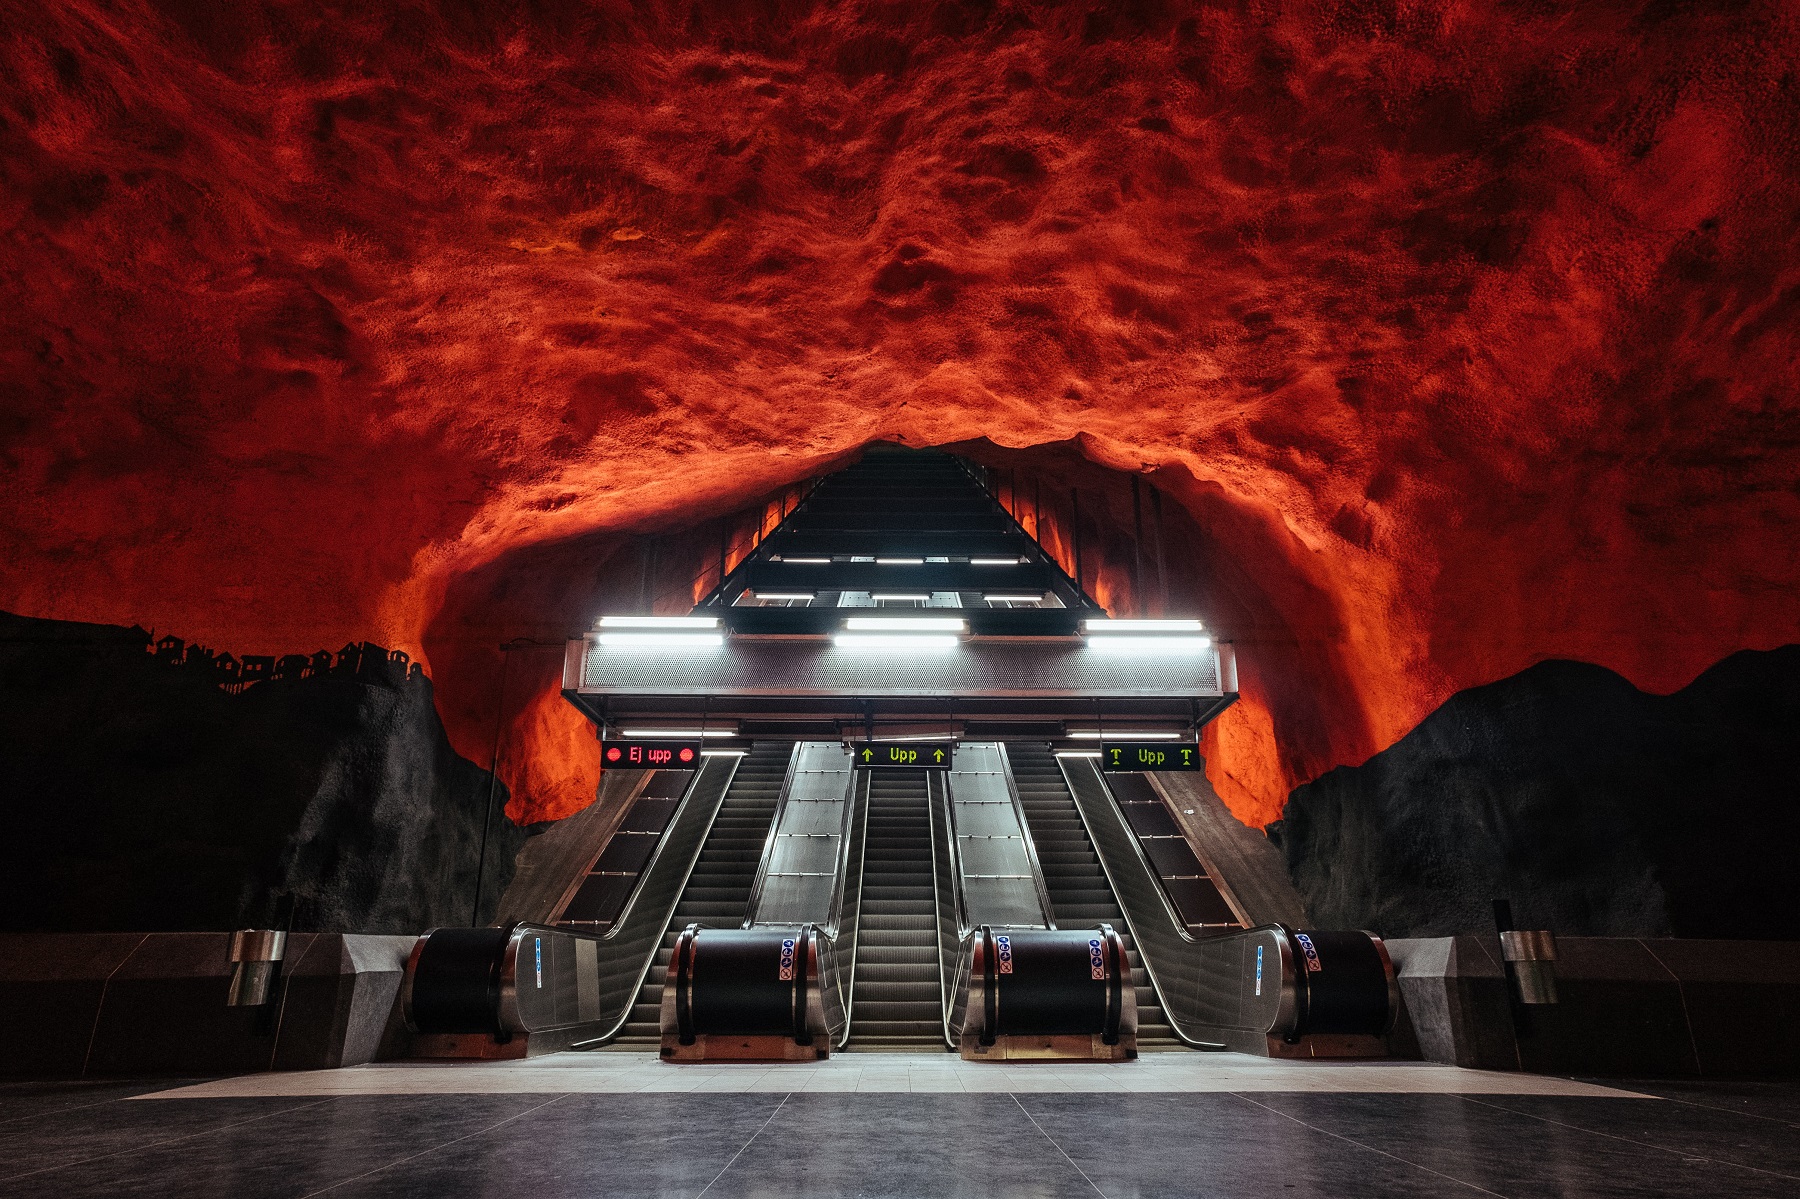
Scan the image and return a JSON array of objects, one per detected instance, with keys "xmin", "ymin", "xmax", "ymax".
[
  {"xmin": 1294, "ymin": 932, "xmax": 1323, "ymax": 973},
  {"xmin": 1088, "ymin": 937, "xmax": 1106, "ymax": 980},
  {"xmin": 995, "ymin": 934, "xmax": 1013, "ymax": 975},
  {"xmin": 779, "ymin": 937, "xmax": 797, "ymax": 981}
]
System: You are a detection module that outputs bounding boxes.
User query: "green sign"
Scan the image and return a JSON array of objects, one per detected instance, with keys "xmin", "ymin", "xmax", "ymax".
[
  {"xmin": 1101, "ymin": 743, "xmax": 1201, "ymax": 772},
  {"xmin": 854, "ymin": 742, "xmax": 954, "ymax": 769}
]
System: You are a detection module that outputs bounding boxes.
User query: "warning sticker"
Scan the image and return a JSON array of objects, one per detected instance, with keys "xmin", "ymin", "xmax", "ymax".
[
  {"xmin": 1294, "ymin": 932, "xmax": 1323, "ymax": 973},
  {"xmin": 779, "ymin": 937, "xmax": 797, "ymax": 981},
  {"xmin": 996, "ymin": 935, "xmax": 1013, "ymax": 975},
  {"xmin": 1088, "ymin": 937, "xmax": 1106, "ymax": 980}
]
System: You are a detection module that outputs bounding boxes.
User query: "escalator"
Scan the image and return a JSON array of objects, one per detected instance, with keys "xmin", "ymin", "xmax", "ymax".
[
  {"xmin": 405, "ymin": 732, "xmax": 1395, "ymax": 1060},
  {"xmin": 611, "ymin": 741, "xmax": 793, "ymax": 1045},
  {"xmin": 848, "ymin": 769, "xmax": 944, "ymax": 1049},
  {"xmin": 1006, "ymin": 742, "xmax": 1177, "ymax": 1047}
]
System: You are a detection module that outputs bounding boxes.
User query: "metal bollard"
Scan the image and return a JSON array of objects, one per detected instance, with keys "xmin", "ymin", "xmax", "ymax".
[
  {"xmin": 1498, "ymin": 929, "xmax": 1559, "ymax": 1005},
  {"xmin": 226, "ymin": 929, "xmax": 288, "ymax": 1006}
]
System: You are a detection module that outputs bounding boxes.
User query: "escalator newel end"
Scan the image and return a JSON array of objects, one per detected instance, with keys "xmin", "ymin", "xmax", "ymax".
[
  {"xmin": 659, "ymin": 925, "xmax": 831, "ymax": 1062},
  {"xmin": 956, "ymin": 925, "xmax": 1137, "ymax": 1062}
]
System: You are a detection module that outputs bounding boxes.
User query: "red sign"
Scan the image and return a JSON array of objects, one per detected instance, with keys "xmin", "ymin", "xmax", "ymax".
[{"xmin": 602, "ymin": 740, "xmax": 700, "ymax": 768}]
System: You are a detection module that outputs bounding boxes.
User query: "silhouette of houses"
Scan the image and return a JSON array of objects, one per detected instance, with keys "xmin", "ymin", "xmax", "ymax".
[{"xmin": 144, "ymin": 632, "xmax": 427, "ymax": 692}]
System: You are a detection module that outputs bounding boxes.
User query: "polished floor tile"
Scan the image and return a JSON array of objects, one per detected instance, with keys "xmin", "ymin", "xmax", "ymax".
[
  {"xmin": 1247, "ymin": 1092, "xmax": 1800, "ymax": 1199},
  {"xmin": 1, "ymin": 1069, "xmax": 1792, "ymax": 1198},
  {"xmin": 703, "ymin": 1094, "xmax": 1098, "ymax": 1199},
  {"xmin": 131, "ymin": 1051, "xmax": 1647, "ymax": 1099},
  {"xmin": 0, "ymin": 1094, "xmax": 558, "ymax": 1199}
]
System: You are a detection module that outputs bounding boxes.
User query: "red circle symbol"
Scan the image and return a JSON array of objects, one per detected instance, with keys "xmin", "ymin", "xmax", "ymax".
[
  {"xmin": 679, "ymin": 747, "xmax": 696, "ymax": 762},
  {"xmin": 605, "ymin": 746, "xmax": 622, "ymax": 762}
]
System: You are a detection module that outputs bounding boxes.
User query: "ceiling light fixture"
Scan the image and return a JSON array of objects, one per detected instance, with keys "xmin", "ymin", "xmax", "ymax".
[
  {"xmin": 1082, "ymin": 619, "xmax": 1205, "ymax": 634},
  {"xmin": 833, "ymin": 633, "xmax": 959, "ymax": 651},
  {"xmin": 597, "ymin": 632, "xmax": 726, "ymax": 648},
  {"xmin": 619, "ymin": 729, "xmax": 737, "ymax": 738},
  {"xmin": 598, "ymin": 616, "xmax": 720, "ymax": 629},
  {"xmin": 1086, "ymin": 636, "xmax": 1212, "ymax": 654},
  {"xmin": 843, "ymin": 617, "xmax": 966, "ymax": 632},
  {"xmin": 1066, "ymin": 731, "xmax": 1187, "ymax": 740}
]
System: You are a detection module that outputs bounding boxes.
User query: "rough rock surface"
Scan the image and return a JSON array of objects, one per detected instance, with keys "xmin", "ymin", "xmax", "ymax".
[
  {"xmin": 1272, "ymin": 647, "xmax": 1800, "ymax": 939},
  {"xmin": 4, "ymin": 3, "xmax": 1799, "ymax": 825},
  {"xmin": 0, "ymin": 612, "xmax": 523, "ymax": 933}
]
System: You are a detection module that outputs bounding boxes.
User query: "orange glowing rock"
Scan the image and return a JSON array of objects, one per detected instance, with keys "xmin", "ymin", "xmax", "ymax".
[{"xmin": 4, "ymin": 2, "xmax": 1798, "ymax": 827}]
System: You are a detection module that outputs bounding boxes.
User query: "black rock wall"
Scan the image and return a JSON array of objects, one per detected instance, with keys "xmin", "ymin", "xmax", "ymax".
[
  {"xmin": 1270, "ymin": 647, "xmax": 1800, "ymax": 939},
  {"xmin": 0, "ymin": 612, "xmax": 526, "ymax": 933}
]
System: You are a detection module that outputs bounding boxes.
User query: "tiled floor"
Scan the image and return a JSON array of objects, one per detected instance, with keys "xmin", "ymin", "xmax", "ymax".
[
  {"xmin": 2, "ymin": 1055, "xmax": 1795, "ymax": 1198},
  {"xmin": 133, "ymin": 1051, "xmax": 1643, "ymax": 1098}
]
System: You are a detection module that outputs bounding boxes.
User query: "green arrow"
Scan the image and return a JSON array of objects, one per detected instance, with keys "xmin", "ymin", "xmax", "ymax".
[
  {"xmin": 933, "ymin": 748, "xmax": 945, "ymax": 762},
  {"xmin": 861, "ymin": 748, "xmax": 873, "ymax": 761}
]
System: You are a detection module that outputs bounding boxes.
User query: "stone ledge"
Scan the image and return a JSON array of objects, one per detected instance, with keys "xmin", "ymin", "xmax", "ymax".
[
  {"xmin": 1387, "ymin": 935, "xmax": 1800, "ymax": 1076},
  {"xmin": 0, "ymin": 932, "xmax": 416, "ymax": 1077}
]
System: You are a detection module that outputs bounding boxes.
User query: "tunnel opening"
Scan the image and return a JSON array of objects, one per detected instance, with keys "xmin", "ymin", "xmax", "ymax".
[{"xmin": 421, "ymin": 437, "xmax": 1366, "ymax": 829}]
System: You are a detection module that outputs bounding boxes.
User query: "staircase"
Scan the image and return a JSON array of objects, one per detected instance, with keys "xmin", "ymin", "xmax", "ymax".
[
  {"xmin": 1005, "ymin": 742, "xmax": 1177, "ymax": 1046},
  {"xmin": 610, "ymin": 742, "xmax": 792, "ymax": 1045},
  {"xmin": 848, "ymin": 769, "xmax": 946, "ymax": 1049}
]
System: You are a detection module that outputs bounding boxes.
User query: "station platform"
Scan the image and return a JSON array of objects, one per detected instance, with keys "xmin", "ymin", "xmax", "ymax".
[{"xmin": 4, "ymin": 1053, "xmax": 1797, "ymax": 1198}]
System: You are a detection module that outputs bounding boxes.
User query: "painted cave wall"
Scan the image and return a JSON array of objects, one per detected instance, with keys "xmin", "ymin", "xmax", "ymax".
[{"xmin": 3, "ymin": 2, "xmax": 1799, "ymax": 934}]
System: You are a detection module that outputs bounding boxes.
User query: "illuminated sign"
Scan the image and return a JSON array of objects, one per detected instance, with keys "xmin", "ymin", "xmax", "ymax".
[
  {"xmin": 1100, "ymin": 742, "xmax": 1201, "ymax": 772},
  {"xmin": 853, "ymin": 742, "xmax": 954, "ymax": 769},
  {"xmin": 602, "ymin": 740, "xmax": 701, "ymax": 768}
]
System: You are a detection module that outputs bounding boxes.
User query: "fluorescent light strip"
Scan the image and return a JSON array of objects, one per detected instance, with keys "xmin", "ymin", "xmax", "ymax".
[
  {"xmin": 598, "ymin": 615, "xmax": 720, "ymax": 629},
  {"xmin": 1086, "ymin": 635, "xmax": 1212, "ymax": 653},
  {"xmin": 843, "ymin": 617, "xmax": 966, "ymax": 632},
  {"xmin": 869, "ymin": 593, "xmax": 930, "ymax": 602},
  {"xmin": 971, "ymin": 558, "xmax": 1022, "ymax": 565},
  {"xmin": 866, "ymin": 734, "xmax": 959, "ymax": 743},
  {"xmin": 1083, "ymin": 618, "xmax": 1205, "ymax": 633},
  {"xmin": 620, "ymin": 729, "xmax": 737, "ymax": 738},
  {"xmin": 1054, "ymin": 750, "xmax": 1104, "ymax": 759},
  {"xmin": 596, "ymin": 632, "xmax": 725, "ymax": 648},
  {"xmin": 701, "ymin": 749, "xmax": 749, "ymax": 757},
  {"xmin": 833, "ymin": 634, "xmax": 959, "ymax": 651},
  {"xmin": 782, "ymin": 558, "xmax": 831, "ymax": 564},
  {"xmin": 984, "ymin": 595, "xmax": 1044, "ymax": 603},
  {"xmin": 1067, "ymin": 731, "xmax": 1187, "ymax": 740},
  {"xmin": 751, "ymin": 593, "xmax": 816, "ymax": 601},
  {"xmin": 876, "ymin": 557, "xmax": 924, "ymax": 565}
]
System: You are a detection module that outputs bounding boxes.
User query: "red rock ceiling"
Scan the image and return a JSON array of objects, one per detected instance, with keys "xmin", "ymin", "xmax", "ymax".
[{"xmin": 5, "ymin": 1, "xmax": 1799, "ymax": 827}]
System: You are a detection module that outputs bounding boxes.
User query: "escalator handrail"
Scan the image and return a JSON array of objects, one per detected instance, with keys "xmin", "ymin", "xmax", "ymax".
[
  {"xmin": 739, "ymin": 741, "xmax": 865, "ymax": 1049},
  {"xmin": 597, "ymin": 756, "xmax": 740, "ymax": 944},
  {"xmin": 742, "ymin": 743, "xmax": 861, "ymax": 939},
  {"xmin": 1054, "ymin": 753, "xmax": 1236, "ymax": 1049},
  {"xmin": 578, "ymin": 752, "xmax": 745, "ymax": 1045},
  {"xmin": 740, "ymin": 741, "xmax": 808, "ymax": 928},
  {"xmin": 832, "ymin": 769, "xmax": 872, "ymax": 1048},
  {"xmin": 1065, "ymin": 758, "xmax": 1205, "ymax": 946},
  {"xmin": 928, "ymin": 771, "xmax": 964, "ymax": 1049},
  {"xmin": 992, "ymin": 742, "xmax": 1058, "ymax": 930}
]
